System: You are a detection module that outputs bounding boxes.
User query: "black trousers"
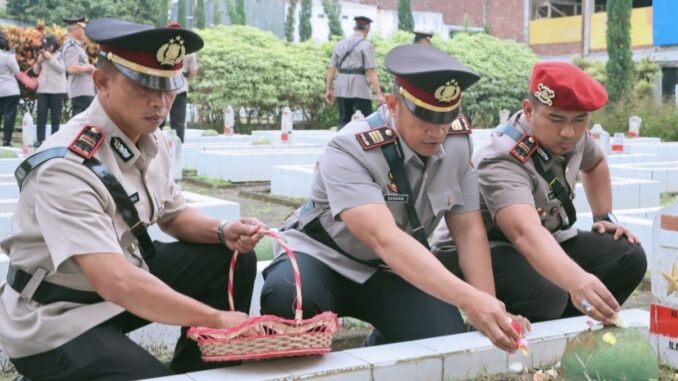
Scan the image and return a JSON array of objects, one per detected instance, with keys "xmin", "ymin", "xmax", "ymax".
[
  {"xmin": 10, "ymin": 241, "xmax": 257, "ymax": 381},
  {"xmin": 336, "ymin": 97, "xmax": 372, "ymax": 130},
  {"xmin": 36, "ymin": 93, "xmax": 65, "ymax": 145},
  {"xmin": 436, "ymin": 230, "xmax": 647, "ymax": 323},
  {"xmin": 0, "ymin": 95, "xmax": 20, "ymax": 146},
  {"xmin": 169, "ymin": 92, "xmax": 187, "ymax": 142},
  {"xmin": 260, "ymin": 252, "xmax": 466, "ymax": 346},
  {"xmin": 70, "ymin": 95, "xmax": 94, "ymax": 117}
]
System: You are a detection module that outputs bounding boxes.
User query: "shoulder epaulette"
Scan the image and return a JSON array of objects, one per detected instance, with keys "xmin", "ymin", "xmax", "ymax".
[
  {"xmin": 355, "ymin": 127, "xmax": 396, "ymax": 150},
  {"xmin": 509, "ymin": 135, "xmax": 538, "ymax": 163},
  {"xmin": 448, "ymin": 114, "xmax": 472, "ymax": 135},
  {"xmin": 69, "ymin": 125, "xmax": 105, "ymax": 160}
]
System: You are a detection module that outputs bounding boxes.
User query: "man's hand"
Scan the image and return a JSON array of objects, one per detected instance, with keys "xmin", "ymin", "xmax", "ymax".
[
  {"xmin": 376, "ymin": 94, "xmax": 385, "ymax": 105},
  {"xmin": 461, "ymin": 291, "xmax": 520, "ymax": 353},
  {"xmin": 507, "ymin": 313, "xmax": 531, "ymax": 336},
  {"xmin": 215, "ymin": 310, "xmax": 249, "ymax": 329},
  {"xmin": 592, "ymin": 220, "xmax": 639, "ymax": 244},
  {"xmin": 325, "ymin": 89, "xmax": 334, "ymax": 105},
  {"xmin": 222, "ymin": 218, "xmax": 266, "ymax": 252},
  {"xmin": 568, "ymin": 272, "xmax": 620, "ymax": 324}
]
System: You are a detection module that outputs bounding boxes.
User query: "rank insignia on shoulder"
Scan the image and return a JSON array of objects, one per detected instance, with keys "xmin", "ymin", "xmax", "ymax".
[
  {"xmin": 68, "ymin": 125, "xmax": 105, "ymax": 160},
  {"xmin": 448, "ymin": 114, "xmax": 472, "ymax": 135},
  {"xmin": 510, "ymin": 135, "xmax": 538, "ymax": 163},
  {"xmin": 111, "ymin": 136, "xmax": 135, "ymax": 162},
  {"xmin": 356, "ymin": 127, "xmax": 396, "ymax": 150}
]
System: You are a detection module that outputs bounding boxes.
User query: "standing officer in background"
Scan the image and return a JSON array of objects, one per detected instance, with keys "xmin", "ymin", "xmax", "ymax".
[
  {"xmin": 62, "ymin": 16, "xmax": 96, "ymax": 116},
  {"xmin": 0, "ymin": 18, "xmax": 264, "ymax": 380},
  {"xmin": 166, "ymin": 21, "xmax": 199, "ymax": 143},
  {"xmin": 263, "ymin": 44, "xmax": 525, "ymax": 353},
  {"xmin": 413, "ymin": 31, "xmax": 433, "ymax": 45},
  {"xmin": 325, "ymin": 16, "xmax": 384, "ymax": 129},
  {"xmin": 431, "ymin": 62, "xmax": 646, "ymax": 324}
]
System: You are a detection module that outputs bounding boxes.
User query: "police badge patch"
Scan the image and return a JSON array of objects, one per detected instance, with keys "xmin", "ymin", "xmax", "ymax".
[
  {"xmin": 111, "ymin": 137, "xmax": 135, "ymax": 162},
  {"xmin": 356, "ymin": 127, "xmax": 397, "ymax": 150}
]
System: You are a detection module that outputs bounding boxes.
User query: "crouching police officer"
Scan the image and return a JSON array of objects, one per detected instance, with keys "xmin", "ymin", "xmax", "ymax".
[
  {"xmin": 261, "ymin": 44, "xmax": 525, "ymax": 353},
  {"xmin": 0, "ymin": 18, "xmax": 265, "ymax": 380},
  {"xmin": 432, "ymin": 62, "xmax": 647, "ymax": 324}
]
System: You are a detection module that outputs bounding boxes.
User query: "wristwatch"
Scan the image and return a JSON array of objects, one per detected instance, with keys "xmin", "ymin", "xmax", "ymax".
[{"xmin": 593, "ymin": 212, "xmax": 617, "ymax": 224}]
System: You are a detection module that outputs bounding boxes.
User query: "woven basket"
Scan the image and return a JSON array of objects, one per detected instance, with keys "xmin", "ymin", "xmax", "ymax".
[{"xmin": 187, "ymin": 231, "xmax": 339, "ymax": 362}]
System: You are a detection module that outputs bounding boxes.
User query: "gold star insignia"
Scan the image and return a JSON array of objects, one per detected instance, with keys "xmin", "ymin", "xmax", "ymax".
[{"xmin": 663, "ymin": 263, "xmax": 678, "ymax": 296}]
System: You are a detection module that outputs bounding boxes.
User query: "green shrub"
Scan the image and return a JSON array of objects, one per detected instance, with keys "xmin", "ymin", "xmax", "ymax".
[
  {"xmin": 192, "ymin": 27, "xmax": 538, "ymax": 130},
  {"xmin": 591, "ymin": 99, "xmax": 678, "ymax": 141}
]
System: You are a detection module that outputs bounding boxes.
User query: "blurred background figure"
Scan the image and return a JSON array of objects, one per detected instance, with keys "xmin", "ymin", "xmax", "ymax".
[
  {"xmin": 166, "ymin": 21, "xmax": 199, "ymax": 143},
  {"xmin": 0, "ymin": 32, "xmax": 20, "ymax": 146},
  {"xmin": 413, "ymin": 31, "xmax": 433, "ymax": 45},
  {"xmin": 62, "ymin": 17, "xmax": 96, "ymax": 117},
  {"xmin": 33, "ymin": 34, "xmax": 67, "ymax": 146}
]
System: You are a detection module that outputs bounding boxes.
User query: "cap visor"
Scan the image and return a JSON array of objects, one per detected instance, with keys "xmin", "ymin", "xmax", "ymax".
[
  {"xmin": 112, "ymin": 61, "xmax": 184, "ymax": 91},
  {"xmin": 402, "ymin": 97, "xmax": 459, "ymax": 124}
]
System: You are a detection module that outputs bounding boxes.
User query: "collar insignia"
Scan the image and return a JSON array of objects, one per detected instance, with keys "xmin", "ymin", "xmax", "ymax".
[
  {"xmin": 111, "ymin": 137, "xmax": 135, "ymax": 162},
  {"xmin": 156, "ymin": 36, "xmax": 185, "ymax": 67},
  {"xmin": 434, "ymin": 79, "xmax": 461, "ymax": 103},
  {"xmin": 534, "ymin": 83, "xmax": 555, "ymax": 106},
  {"xmin": 69, "ymin": 125, "xmax": 105, "ymax": 160}
]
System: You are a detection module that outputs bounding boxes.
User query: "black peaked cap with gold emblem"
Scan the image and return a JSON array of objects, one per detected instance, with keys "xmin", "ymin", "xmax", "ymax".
[
  {"xmin": 86, "ymin": 18, "xmax": 204, "ymax": 91},
  {"xmin": 385, "ymin": 44, "xmax": 480, "ymax": 124}
]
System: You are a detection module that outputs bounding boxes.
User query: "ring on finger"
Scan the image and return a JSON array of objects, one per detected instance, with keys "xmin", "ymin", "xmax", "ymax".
[{"xmin": 580, "ymin": 299, "xmax": 593, "ymax": 314}]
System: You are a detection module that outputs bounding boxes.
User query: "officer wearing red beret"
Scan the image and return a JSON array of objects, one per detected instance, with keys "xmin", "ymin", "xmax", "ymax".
[
  {"xmin": 0, "ymin": 18, "xmax": 265, "ymax": 380},
  {"xmin": 262, "ymin": 44, "xmax": 525, "ymax": 353},
  {"xmin": 432, "ymin": 61, "xmax": 647, "ymax": 323}
]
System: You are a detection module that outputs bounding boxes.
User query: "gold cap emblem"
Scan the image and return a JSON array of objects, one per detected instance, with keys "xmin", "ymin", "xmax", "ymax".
[
  {"xmin": 434, "ymin": 80, "xmax": 461, "ymax": 103},
  {"xmin": 156, "ymin": 36, "xmax": 186, "ymax": 67},
  {"xmin": 534, "ymin": 83, "xmax": 555, "ymax": 106}
]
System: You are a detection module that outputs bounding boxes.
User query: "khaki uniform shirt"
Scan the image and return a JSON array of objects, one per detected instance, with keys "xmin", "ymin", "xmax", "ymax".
[
  {"xmin": 431, "ymin": 111, "xmax": 602, "ymax": 253},
  {"xmin": 62, "ymin": 38, "xmax": 95, "ymax": 98},
  {"xmin": 0, "ymin": 97, "xmax": 186, "ymax": 358},
  {"xmin": 178, "ymin": 53, "xmax": 198, "ymax": 94},
  {"xmin": 278, "ymin": 106, "xmax": 479, "ymax": 283},
  {"xmin": 330, "ymin": 33, "xmax": 376, "ymax": 100}
]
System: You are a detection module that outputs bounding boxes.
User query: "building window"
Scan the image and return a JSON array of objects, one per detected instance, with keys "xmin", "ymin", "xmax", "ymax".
[
  {"xmin": 662, "ymin": 67, "xmax": 678, "ymax": 100},
  {"xmin": 531, "ymin": 0, "xmax": 651, "ymax": 19}
]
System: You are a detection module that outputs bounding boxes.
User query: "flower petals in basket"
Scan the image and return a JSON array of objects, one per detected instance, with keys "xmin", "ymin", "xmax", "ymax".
[{"xmin": 187, "ymin": 230, "xmax": 339, "ymax": 362}]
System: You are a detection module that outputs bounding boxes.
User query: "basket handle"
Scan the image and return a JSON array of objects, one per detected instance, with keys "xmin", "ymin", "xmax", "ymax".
[{"xmin": 228, "ymin": 230, "xmax": 303, "ymax": 321}]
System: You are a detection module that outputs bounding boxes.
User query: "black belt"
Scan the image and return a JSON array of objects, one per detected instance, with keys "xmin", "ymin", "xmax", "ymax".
[
  {"xmin": 338, "ymin": 68, "xmax": 365, "ymax": 75},
  {"xmin": 302, "ymin": 217, "xmax": 389, "ymax": 270},
  {"xmin": 6, "ymin": 265, "xmax": 103, "ymax": 305}
]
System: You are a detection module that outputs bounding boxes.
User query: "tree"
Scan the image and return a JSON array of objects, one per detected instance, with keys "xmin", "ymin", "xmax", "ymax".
[
  {"xmin": 196, "ymin": 0, "xmax": 206, "ymax": 28},
  {"xmin": 605, "ymin": 0, "xmax": 633, "ymax": 103},
  {"xmin": 225, "ymin": 0, "xmax": 245, "ymax": 25},
  {"xmin": 285, "ymin": 0, "xmax": 297, "ymax": 42},
  {"xmin": 299, "ymin": 0, "xmax": 312, "ymax": 41},
  {"xmin": 6, "ymin": 0, "xmax": 163, "ymax": 26},
  {"xmin": 158, "ymin": 0, "xmax": 169, "ymax": 26},
  {"xmin": 178, "ymin": 0, "xmax": 187, "ymax": 27},
  {"xmin": 398, "ymin": 0, "xmax": 414, "ymax": 32},
  {"xmin": 322, "ymin": 0, "xmax": 342, "ymax": 40},
  {"xmin": 213, "ymin": 0, "xmax": 221, "ymax": 26}
]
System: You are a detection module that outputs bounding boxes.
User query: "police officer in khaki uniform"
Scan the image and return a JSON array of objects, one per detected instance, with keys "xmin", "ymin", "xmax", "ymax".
[
  {"xmin": 62, "ymin": 17, "xmax": 96, "ymax": 116},
  {"xmin": 431, "ymin": 62, "xmax": 646, "ymax": 324},
  {"xmin": 262, "ymin": 44, "xmax": 525, "ymax": 353},
  {"xmin": 0, "ymin": 19, "xmax": 264, "ymax": 380},
  {"xmin": 413, "ymin": 31, "xmax": 433, "ymax": 45},
  {"xmin": 325, "ymin": 16, "xmax": 384, "ymax": 130}
]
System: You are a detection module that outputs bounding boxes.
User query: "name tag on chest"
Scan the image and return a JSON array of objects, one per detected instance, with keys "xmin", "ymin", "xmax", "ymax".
[{"xmin": 384, "ymin": 194, "xmax": 409, "ymax": 203}]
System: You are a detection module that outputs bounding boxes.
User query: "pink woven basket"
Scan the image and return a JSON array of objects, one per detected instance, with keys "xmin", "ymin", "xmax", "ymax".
[{"xmin": 187, "ymin": 230, "xmax": 340, "ymax": 362}]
